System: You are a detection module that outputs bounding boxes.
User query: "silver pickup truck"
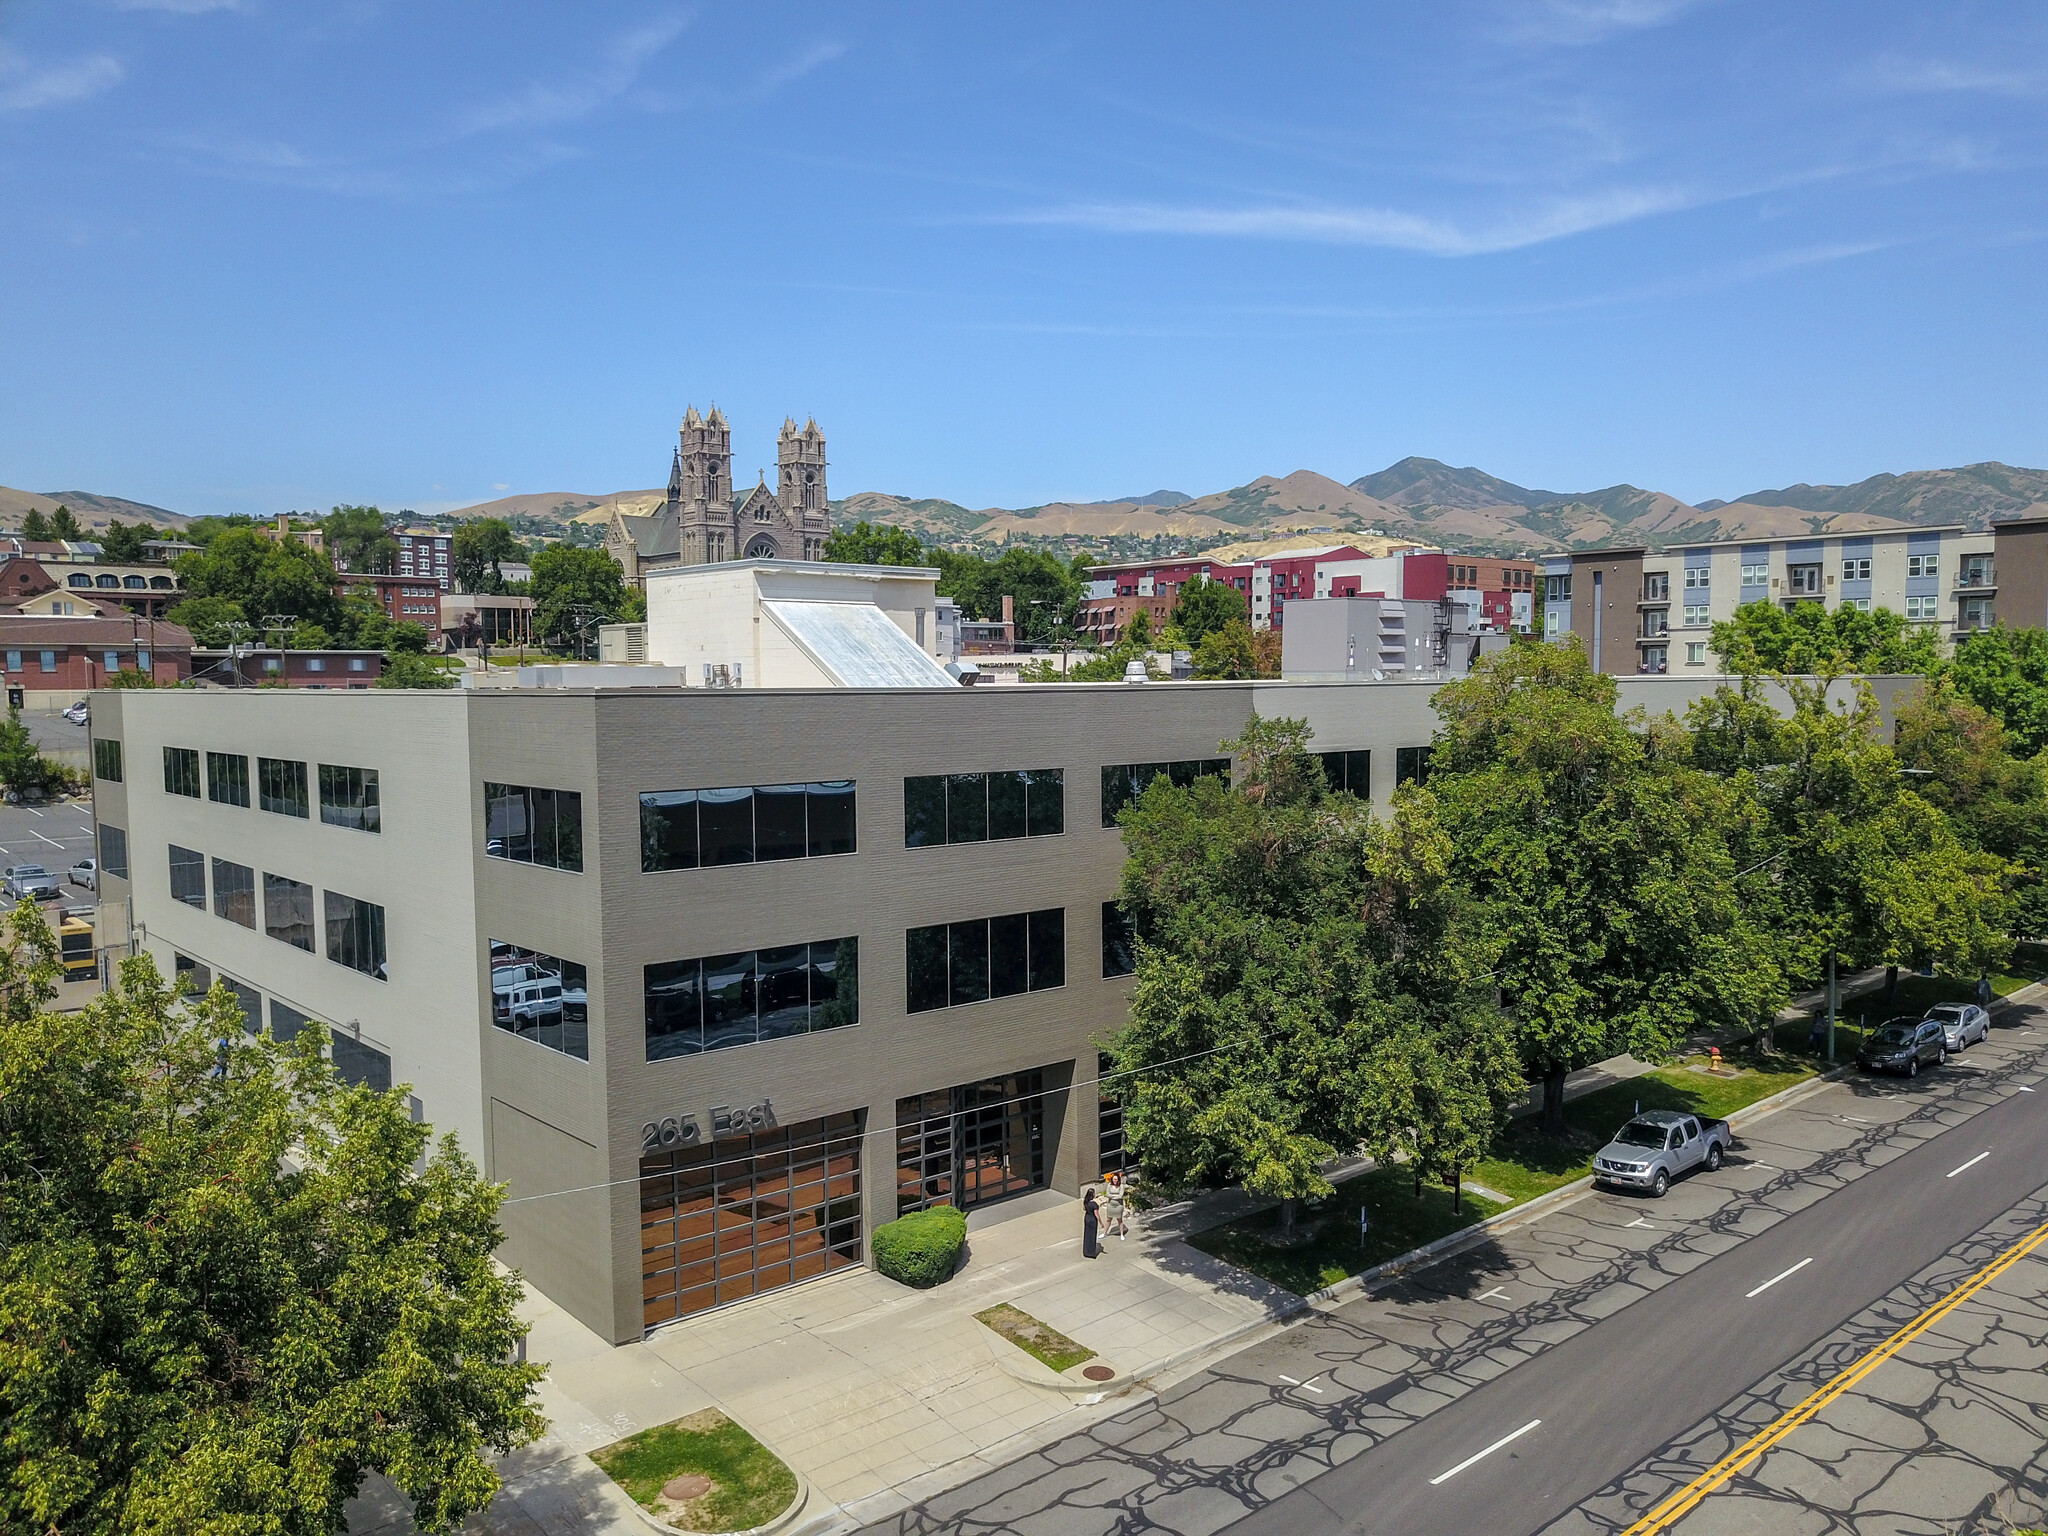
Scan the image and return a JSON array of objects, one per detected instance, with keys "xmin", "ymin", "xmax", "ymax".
[{"xmin": 1591, "ymin": 1109, "xmax": 1733, "ymax": 1198}]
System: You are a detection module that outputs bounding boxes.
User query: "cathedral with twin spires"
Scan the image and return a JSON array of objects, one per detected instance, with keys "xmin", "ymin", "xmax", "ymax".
[{"xmin": 604, "ymin": 407, "xmax": 831, "ymax": 585}]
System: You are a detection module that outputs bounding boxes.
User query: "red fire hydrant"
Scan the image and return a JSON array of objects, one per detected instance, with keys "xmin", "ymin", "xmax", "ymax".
[{"xmin": 1709, "ymin": 1046, "xmax": 1723, "ymax": 1072}]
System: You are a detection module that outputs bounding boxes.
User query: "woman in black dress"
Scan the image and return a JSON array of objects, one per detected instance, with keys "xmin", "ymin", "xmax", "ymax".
[{"xmin": 1083, "ymin": 1187, "xmax": 1101, "ymax": 1258}]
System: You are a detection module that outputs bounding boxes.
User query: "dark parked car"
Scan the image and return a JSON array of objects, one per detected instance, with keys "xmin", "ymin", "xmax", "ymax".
[{"xmin": 1857, "ymin": 1015, "xmax": 1947, "ymax": 1077}]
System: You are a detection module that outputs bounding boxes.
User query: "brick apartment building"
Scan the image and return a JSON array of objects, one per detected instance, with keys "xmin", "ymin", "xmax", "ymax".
[
  {"xmin": 396, "ymin": 530, "xmax": 453, "ymax": 589},
  {"xmin": 0, "ymin": 614, "xmax": 193, "ymax": 706},
  {"xmin": 340, "ymin": 574, "xmax": 445, "ymax": 644},
  {"xmin": 191, "ymin": 648, "xmax": 386, "ymax": 688}
]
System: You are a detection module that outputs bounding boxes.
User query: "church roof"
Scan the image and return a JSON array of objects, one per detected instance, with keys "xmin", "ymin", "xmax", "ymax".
[{"xmin": 616, "ymin": 509, "xmax": 682, "ymax": 559}]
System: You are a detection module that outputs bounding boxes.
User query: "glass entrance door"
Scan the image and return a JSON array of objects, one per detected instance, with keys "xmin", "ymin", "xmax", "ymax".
[{"xmin": 894, "ymin": 1069, "xmax": 1047, "ymax": 1215}]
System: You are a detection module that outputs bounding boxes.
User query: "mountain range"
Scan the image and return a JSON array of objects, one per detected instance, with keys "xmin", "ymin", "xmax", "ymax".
[{"xmin": 11, "ymin": 460, "xmax": 2048, "ymax": 556}]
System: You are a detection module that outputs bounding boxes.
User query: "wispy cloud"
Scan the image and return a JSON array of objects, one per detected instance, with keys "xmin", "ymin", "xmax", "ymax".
[
  {"xmin": 0, "ymin": 44, "xmax": 124, "ymax": 113},
  {"xmin": 996, "ymin": 186, "xmax": 1698, "ymax": 257},
  {"xmin": 1496, "ymin": 0, "xmax": 1708, "ymax": 47},
  {"xmin": 451, "ymin": 11, "xmax": 693, "ymax": 137},
  {"xmin": 1856, "ymin": 57, "xmax": 2045, "ymax": 99}
]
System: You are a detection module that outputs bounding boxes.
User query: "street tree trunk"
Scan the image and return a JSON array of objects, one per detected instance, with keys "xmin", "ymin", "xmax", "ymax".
[
  {"xmin": 1540, "ymin": 1064, "xmax": 1570, "ymax": 1137},
  {"xmin": 1884, "ymin": 964, "xmax": 1900, "ymax": 1012},
  {"xmin": 1278, "ymin": 1198, "xmax": 1297, "ymax": 1239}
]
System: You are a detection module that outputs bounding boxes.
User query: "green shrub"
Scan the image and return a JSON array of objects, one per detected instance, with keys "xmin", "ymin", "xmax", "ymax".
[{"xmin": 871, "ymin": 1205, "xmax": 966, "ymax": 1289}]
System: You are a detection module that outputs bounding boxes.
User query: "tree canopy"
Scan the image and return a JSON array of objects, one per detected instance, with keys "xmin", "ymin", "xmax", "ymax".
[
  {"xmin": 822, "ymin": 520, "xmax": 928, "ymax": 567},
  {"xmin": 452, "ymin": 520, "xmax": 523, "ymax": 595},
  {"xmin": 1169, "ymin": 576, "xmax": 1246, "ymax": 647},
  {"xmin": 0, "ymin": 924, "xmax": 544, "ymax": 1534},
  {"xmin": 96, "ymin": 520, "xmax": 157, "ymax": 562},
  {"xmin": 1710, "ymin": 600, "xmax": 1942, "ymax": 676},
  {"xmin": 173, "ymin": 530, "xmax": 345, "ymax": 639},
  {"xmin": 321, "ymin": 505, "xmax": 398, "ymax": 575},
  {"xmin": 1948, "ymin": 625, "xmax": 2048, "ymax": 756},
  {"xmin": 933, "ymin": 547, "xmax": 1082, "ymax": 647},
  {"xmin": 530, "ymin": 545, "xmax": 626, "ymax": 652}
]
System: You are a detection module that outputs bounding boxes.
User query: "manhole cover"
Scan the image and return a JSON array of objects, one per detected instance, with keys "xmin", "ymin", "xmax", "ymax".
[
  {"xmin": 1082, "ymin": 1365, "xmax": 1116, "ymax": 1382},
  {"xmin": 662, "ymin": 1475, "xmax": 713, "ymax": 1503}
]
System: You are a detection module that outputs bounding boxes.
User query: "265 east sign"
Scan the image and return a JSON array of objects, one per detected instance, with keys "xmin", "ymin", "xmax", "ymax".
[{"xmin": 640, "ymin": 1098, "xmax": 776, "ymax": 1153}]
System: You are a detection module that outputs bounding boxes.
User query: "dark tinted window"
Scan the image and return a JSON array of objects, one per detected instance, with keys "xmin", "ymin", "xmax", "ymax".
[
  {"xmin": 331, "ymin": 1033, "xmax": 391, "ymax": 1092},
  {"xmin": 988, "ymin": 771, "xmax": 1028, "ymax": 840},
  {"xmin": 1319, "ymin": 749, "xmax": 1370, "ymax": 796},
  {"xmin": 1101, "ymin": 758, "xmax": 1230, "ymax": 825},
  {"xmin": 811, "ymin": 937, "xmax": 858, "ymax": 1029},
  {"xmin": 906, "ymin": 924, "xmax": 948, "ymax": 1013},
  {"xmin": 99, "ymin": 823, "xmax": 128, "ymax": 881},
  {"xmin": 640, "ymin": 790, "xmax": 699, "ymax": 871},
  {"xmin": 1102, "ymin": 900, "xmax": 1136, "ymax": 978},
  {"xmin": 222, "ymin": 977, "xmax": 260, "ymax": 1033},
  {"xmin": 270, "ymin": 999, "xmax": 314, "ymax": 1043},
  {"xmin": 206, "ymin": 752, "xmax": 249, "ymax": 807},
  {"xmin": 259, "ymin": 757, "xmax": 309, "ymax": 818},
  {"xmin": 169, "ymin": 844, "xmax": 205, "ymax": 908},
  {"xmin": 948, "ymin": 921, "xmax": 990, "ymax": 1006},
  {"xmin": 807, "ymin": 781, "xmax": 856, "ymax": 856},
  {"xmin": 319, "ymin": 764, "xmax": 381, "ymax": 832},
  {"xmin": 946, "ymin": 774, "xmax": 988, "ymax": 842},
  {"xmin": 174, "ymin": 952, "xmax": 210, "ymax": 995},
  {"xmin": 645, "ymin": 957, "xmax": 704, "ymax": 1058},
  {"xmin": 1028, "ymin": 907, "xmax": 1065, "ymax": 991},
  {"xmin": 753, "ymin": 784, "xmax": 809, "ymax": 862},
  {"xmin": 483, "ymin": 781, "xmax": 579, "ymax": 870},
  {"xmin": 903, "ymin": 776, "xmax": 946, "ymax": 846},
  {"xmin": 263, "ymin": 872, "xmax": 315, "ymax": 951},
  {"xmin": 698, "ymin": 787, "xmax": 755, "ymax": 866},
  {"xmin": 1396, "ymin": 746, "xmax": 1432, "ymax": 787},
  {"xmin": 164, "ymin": 746, "xmax": 200, "ymax": 798},
  {"xmin": 643, "ymin": 936, "xmax": 859, "ymax": 1060},
  {"xmin": 989, "ymin": 911, "xmax": 1029, "ymax": 998},
  {"xmin": 909, "ymin": 907, "xmax": 1068, "ymax": 1012},
  {"xmin": 756, "ymin": 944, "xmax": 811, "ymax": 1039},
  {"xmin": 324, "ymin": 890, "xmax": 387, "ymax": 980},
  {"xmin": 489, "ymin": 939, "xmax": 588, "ymax": 1060},
  {"xmin": 1100, "ymin": 764, "xmax": 1133, "ymax": 826},
  {"xmin": 1025, "ymin": 768, "xmax": 1064, "ymax": 836},
  {"xmin": 92, "ymin": 737, "xmax": 122, "ymax": 782},
  {"xmin": 211, "ymin": 858, "xmax": 256, "ymax": 928}
]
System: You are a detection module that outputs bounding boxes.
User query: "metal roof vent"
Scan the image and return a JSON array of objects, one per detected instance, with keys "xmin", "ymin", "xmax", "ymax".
[{"xmin": 1123, "ymin": 659, "xmax": 1149, "ymax": 684}]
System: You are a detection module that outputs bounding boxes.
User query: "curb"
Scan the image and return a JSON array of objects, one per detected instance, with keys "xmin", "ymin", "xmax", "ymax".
[
  {"xmin": 613, "ymin": 1468, "xmax": 814, "ymax": 1536},
  {"xmin": 978, "ymin": 1323, "xmax": 1132, "ymax": 1400}
]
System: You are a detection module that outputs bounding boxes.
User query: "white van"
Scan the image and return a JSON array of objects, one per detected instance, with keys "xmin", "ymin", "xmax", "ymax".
[{"xmin": 499, "ymin": 975, "xmax": 564, "ymax": 1027}]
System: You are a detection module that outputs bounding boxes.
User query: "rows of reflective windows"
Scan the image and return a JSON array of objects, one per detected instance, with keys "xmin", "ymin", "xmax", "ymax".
[
  {"xmin": 491, "ymin": 939, "xmax": 589, "ymax": 1061},
  {"xmin": 906, "ymin": 908, "xmax": 1064, "ymax": 1013},
  {"xmin": 168, "ymin": 842, "xmax": 387, "ymax": 979},
  {"xmin": 160, "ymin": 746, "xmax": 379, "ymax": 832},
  {"xmin": 1099, "ymin": 759, "xmax": 1231, "ymax": 826},
  {"xmin": 172, "ymin": 954, "xmax": 391, "ymax": 1090},
  {"xmin": 485, "ymin": 781, "xmax": 583, "ymax": 871},
  {"xmin": 645, "ymin": 938, "xmax": 859, "ymax": 1060},
  {"xmin": 903, "ymin": 770, "xmax": 1062, "ymax": 846},
  {"xmin": 640, "ymin": 782, "xmax": 855, "ymax": 871}
]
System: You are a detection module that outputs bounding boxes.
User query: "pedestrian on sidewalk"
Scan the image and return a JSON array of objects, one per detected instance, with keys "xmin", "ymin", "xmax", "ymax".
[
  {"xmin": 1083, "ymin": 1186, "xmax": 1100, "ymax": 1259},
  {"xmin": 1104, "ymin": 1170, "xmax": 1129, "ymax": 1241}
]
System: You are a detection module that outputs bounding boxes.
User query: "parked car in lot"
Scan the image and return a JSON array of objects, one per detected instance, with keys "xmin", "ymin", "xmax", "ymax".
[
  {"xmin": 1926, "ymin": 1002, "xmax": 1990, "ymax": 1053},
  {"xmin": 67, "ymin": 858, "xmax": 97, "ymax": 891},
  {"xmin": 1592, "ymin": 1109, "xmax": 1734, "ymax": 1198},
  {"xmin": 62, "ymin": 701, "xmax": 89, "ymax": 726},
  {"xmin": 1857, "ymin": 1015, "xmax": 1947, "ymax": 1077},
  {"xmin": 1, "ymin": 864, "xmax": 61, "ymax": 901}
]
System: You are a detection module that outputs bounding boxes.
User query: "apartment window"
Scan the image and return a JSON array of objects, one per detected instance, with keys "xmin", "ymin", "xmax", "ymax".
[
  {"xmin": 102, "ymin": 650, "xmax": 120, "ymax": 673},
  {"xmin": 1686, "ymin": 642, "xmax": 1708, "ymax": 665},
  {"xmin": 164, "ymin": 747, "xmax": 201, "ymax": 798},
  {"xmin": 263, "ymin": 873, "xmax": 315, "ymax": 952},
  {"xmin": 1905, "ymin": 595, "xmax": 1938, "ymax": 621},
  {"xmin": 1961, "ymin": 555, "xmax": 1995, "ymax": 587},
  {"xmin": 1102, "ymin": 900, "xmax": 1137, "ymax": 978},
  {"xmin": 3, "ymin": 651, "xmax": 16, "ymax": 672},
  {"xmin": 38, "ymin": 650, "xmax": 54, "ymax": 673},
  {"xmin": 903, "ymin": 769, "xmax": 1062, "ymax": 847},
  {"xmin": 640, "ymin": 781, "xmax": 855, "ymax": 871},
  {"xmin": 258, "ymin": 757, "xmax": 309, "ymax": 818},
  {"xmin": 1642, "ymin": 645, "xmax": 1669, "ymax": 673},
  {"xmin": 1545, "ymin": 608, "xmax": 1562, "ymax": 635},
  {"xmin": 137, "ymin": 649, "xmax": 151, "ymax": 672},
  {"xmin": 325, "ymin": 891, "xmax": 387, "ymax": 980},
  {"xmin": 331, "ymin": 1034, "xmax": 391, "ymax": 1092},
  {"xmin": 99, "ymin": 823, "xmax": 128, "ymax": 880},
  {"xmin": 484, "ymin": 781, "xmax": 580, "ymax": 870},
  {"xmin": 1544, "ymin": 574, "xmax": 1572, "ymax": 602},
  {"xmin": 1642, "ymin": 610, "xmax": 1669, "ymax": 637},
  {"xmin": 644, "ymin": 936, "xmax": 858, "ymax": 1059},
  {"xmin": 1100, "ymin": 759, "xmax": 1231, "ymax": 826},
  {"xmin": 1786, "ymin": 564, "xmax": 1822, "ymax": 595},
  {"xmin": 348, "ymin": 658, "xmax": 368, "ymax": 673},
  {"xmin": 1845, "ymin": 597, "xmax": 1871, "ymax": 612},
  {"xmin": 211, "ymin": 858, "xmax": 256, "ymax": 928},
  {"xmin": 1961, "ymin": 597, "xmax": 1994, "ymax": 630},
  {"xmin": 905, "ymin": 908, "xmax": 1064, "ymax": 1013},
  {"xmin": 1642, "ymin": 573, "xmax": 1669, "ymax": 602},
  {"xmin": 1318, "ymin": 750, "xmax": 1370, "ymax": 796},
  {"xmin": 1740, "ymin": 563, "xmax": 1768, "ymax": 587},
  {"xmin": 1908, "ymin": 553, "xmax": 1939, "ymax": 579},
  {"xmin": 1396, "ymin": 746, "xmax": 1432, "ymax": 787},
  {"xmin": 1682, "ymin": 604, "xmax": 1709, "ymax": 628},
  {"xmin": 261, "ymin": 658, "xmax": 281, "ymax": 674},
  {"xmin": 169, "ymin": 844, "xmax": 205, "ymax": 908},
  {"xmin": 1683, "ymin": 567, "xmax": 1709, "ymax": 589},
  {"xmin": 206, "ymin": 751, "xmax": 250, "ymax": 808},
  {"xmin": 305, "ymin": 658, "xmax": 326, "ymax": 673},
  {"xmin": 92, "ymin": 737, "xmax": 122, "ymax": 781},
  {"xmin": 490, "ymin": 940, "xmax": 589, "ymax": 1060},
  {"xmin": 1843, "ymin": 557, "xmax": 1872, "ymax": 582}
]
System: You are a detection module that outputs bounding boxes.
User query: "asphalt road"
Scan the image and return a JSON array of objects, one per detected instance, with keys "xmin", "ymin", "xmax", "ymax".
[
  {"xmin": 866, "ymin": 1001, "xmax": 2048, "ymax": 1536},
  {"xmin": 1223, "ymin": 1047, "xmax": 2048, "ymax": 1536}
]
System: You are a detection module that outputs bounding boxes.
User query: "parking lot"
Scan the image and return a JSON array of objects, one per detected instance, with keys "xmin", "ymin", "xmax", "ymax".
[{"xmin": 0, "ymin": 797, "xmax": 107, "ymax": 1008}]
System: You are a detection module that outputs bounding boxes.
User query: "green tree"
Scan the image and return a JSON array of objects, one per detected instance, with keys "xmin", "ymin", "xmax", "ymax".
[
  {"xmin": 19, "ymin": 507, "xmax": 51, "ymax": 543},
  {"xmin": 1428, "ymin": 641, "xmax": 1787, "ymax": 1134},
  {"xmin": 173, "ymin": 529, "xmax": 344, "ymax": 636},
  {"xmin": 164, "ymin": 595, "xmax": 249, "ymax": 648},
  {"xmin": 0, "ymin": 709, "xmax": 57, "ymax": 794},
  {"xmin": 97, "ymin": 520, "xmax": 156, "ymax": 562},
  {"xmin": 1710, "ymin": 600, "xmax": 1941, "ymax": 676},
  {"xmin": 822, "ymin": 521, "xmax": 928, "ymax": 566},
  {"xmin": 1191, "ymin": 618, "xmax": 1282, "ymax": 680},
  {"xmin": 1170, "ymin": 576, "xmax": 1246, "ymax": 647},
  {"xmin": 378, "ymin": 652, "xmax": 457, "ymax": 689},
  {"xmin": 1105, "ymin": 716, "xmax": 1520, "ymax": 1219},
  {"xmin": 179, "ymin": 514, "xmax": 256, "ymax": 548},
  {"xmin": 934, "ymin": 548, "xmax": 1082, "ymax": 647},
  {"xmin": 49, "ymin": 506, "xmax": 83, "ymax": 542},
  {"xmin": 0, "ymin": 939, "xmax": 544, "ymax": 1533},
  {"xmin": 322, "ymin": 505, "xmax": 399, "ymax": 575},
  {"xmin": 617, "ymin": 586, "xmax": 648, "ymax": 624},
  {"xmin": 452, "ymin": 519, "xmax": 522, "ymax": 595},
  {"xmin": 530, "ymin": 545, "xmax": 626, "ymax": 654},
  {"xmin": 1950, "ymin": 625, "xmax": 2048, "ymax": 755}
]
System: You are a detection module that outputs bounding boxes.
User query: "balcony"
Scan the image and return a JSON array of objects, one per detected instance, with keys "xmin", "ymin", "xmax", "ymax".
[{"xmin": 1956, "ymin": 569, "xmax": 1998, "ymax": 591}]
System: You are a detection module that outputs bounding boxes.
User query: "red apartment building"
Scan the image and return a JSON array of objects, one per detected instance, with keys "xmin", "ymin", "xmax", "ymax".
[
  {"xmin": 192, "ymin": 648, "xmax": 387, "ymax": 688},
  {"xmin": 340, "ymin": 574, "xmax": 445, "ymax": 643},
  {"xmin": 0, "ymin": 615, "xmax": 193, "ymax": 706},
  {"xmin": 396, "ymin": 529, "xmax": 454, "ymax": 589},
  {"xmin": 1078, "ymin": 557, "xmax": 1259, "ymax": 645}
]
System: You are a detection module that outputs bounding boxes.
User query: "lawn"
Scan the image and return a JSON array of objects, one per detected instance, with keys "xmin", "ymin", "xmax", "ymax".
[
  {"xmin": 976, "ymin": 1302, "xmax": 1097, "ymax": 1373},
  {"xmin": 590, "ymin": 1409, "xmax": 798, "ymax": 1533},
  {"xmin": 1189, "ymin": 1056, "xmax": 1815, "ymax": 1296}
]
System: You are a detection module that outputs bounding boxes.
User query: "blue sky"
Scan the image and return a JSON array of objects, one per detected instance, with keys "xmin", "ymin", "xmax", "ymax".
[{"xmin": 2, "ymin": 1, "xmax": 2044, "ymax": 516}]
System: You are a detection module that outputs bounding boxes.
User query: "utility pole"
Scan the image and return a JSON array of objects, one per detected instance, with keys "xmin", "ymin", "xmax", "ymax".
[{"xmin": 1826, "ymin": 951, "xmax": 1837, "ymax": 1065}]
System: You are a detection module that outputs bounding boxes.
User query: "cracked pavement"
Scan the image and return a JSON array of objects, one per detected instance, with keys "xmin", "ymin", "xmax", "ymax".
[{"xmin": 856, "ymin": 1000, "xmax": 2048, "ymax": 1536}]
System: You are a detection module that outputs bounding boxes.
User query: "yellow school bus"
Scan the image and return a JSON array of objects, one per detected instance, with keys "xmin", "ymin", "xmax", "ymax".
[{"xmin": 59, "ymin": 913, "xmax": 95, "ymax": 981}]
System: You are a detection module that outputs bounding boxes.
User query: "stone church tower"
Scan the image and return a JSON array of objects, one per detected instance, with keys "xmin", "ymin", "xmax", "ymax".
[{"xmin": 606, "ymin": 406, "xmax": 833, "ymax": 585}]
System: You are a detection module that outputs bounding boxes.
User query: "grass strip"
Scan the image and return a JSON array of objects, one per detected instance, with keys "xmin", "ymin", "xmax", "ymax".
[
  {"xmin": 591, "ymin": 1408, "xmax": 798, "ymax": 1533},
  {"xmin": 976, "ymin": 1302, "xmax": 1097, "ymax": 1373}
]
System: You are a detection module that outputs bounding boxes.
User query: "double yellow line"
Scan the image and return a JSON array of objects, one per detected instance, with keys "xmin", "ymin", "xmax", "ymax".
[{"xmin": 1620, "ymin": 1214, "xmax": 2048, "ymax": 1535}]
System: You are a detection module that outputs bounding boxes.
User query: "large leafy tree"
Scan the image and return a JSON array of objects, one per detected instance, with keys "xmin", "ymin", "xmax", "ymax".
[
  {"xmin": 164, "ymin": 595, "xmax": 249, "ymax": 648},
  {"xmin": 1104, "ymin": 716, "xmax": 1520, "ymax": 1218},
  {"xmin": 1169, "ymin": 576, "xmax": 1246, "ymax": 647},
  {"xmin": 1427, "ymin": 641, "xmax": 1787, "ymax": 1133},
  {"xmin": 452, "ymin": 519, "xmax": 522, "ymax": 595},
  {"xmin": 1710, "ymin": 600, "xmax": 1942, "ymax": 676},
  {"xmin": 531, "ymin": 545, "xmax": 626, "ymax": 652},
  {"xmin": 0, "ymin": 923, "xmax": 544, "ymax": 1534},
  {"xmin": 322, "ymin": 505, "xmax": 398, "ymax": 575},
  {"xmin": 97, "ymin": 520, "xmax": 157, "ymax": 562},
  {"xmin": 933, "ymin": 547, "xmax": 1082, "ymax": 646},
  {"xmin": 1949, "ymin": 625, "xmax": 2048, "ymax": 755},
  {"xmin": 173, "ymin": 529, "xmax": 344, "ymax": 637},
  {"xmin": 18, "ymin": 507, "xmax": 51, "ymax": 542},
  {"xmin": 1192, "ymin": 619, "xmax": 1281, "ymax": 680},
  {"xmin": 823, "ymin": 520, "xmax": 928, "ymax": 567}
]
